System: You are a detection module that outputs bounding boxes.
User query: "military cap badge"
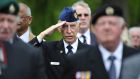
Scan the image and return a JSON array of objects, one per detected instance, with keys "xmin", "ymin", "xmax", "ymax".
[
  {"xmin": 9, "ymin": 4, "xmax": 15, "ymax": 14},
  {"xmin": 105, "ymin": 7, "xmax": 114, "ymax": 15}
]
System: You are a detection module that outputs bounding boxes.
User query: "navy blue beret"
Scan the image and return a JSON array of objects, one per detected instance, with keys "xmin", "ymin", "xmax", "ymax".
[
  {"xmin": 59, "ymin": 7, "xmax": 78, "ymax": 22},
  {"xmin": 92, "ymin": 4, "xmax": 124, "ymax": 25},
  {"xmin": 0, "ymin": 0, "xmax": 19, "ymax": 16}
]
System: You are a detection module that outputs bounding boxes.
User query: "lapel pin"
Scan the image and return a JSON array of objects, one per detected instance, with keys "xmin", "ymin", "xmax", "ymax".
[{"xmin": 60, "ymin": 50, "xmax": 63, "ymax": 53}]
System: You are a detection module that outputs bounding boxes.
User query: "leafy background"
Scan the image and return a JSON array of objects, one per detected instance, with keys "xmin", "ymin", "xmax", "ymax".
[{"xmin": 17, "ymin": 0, "xmax": 140, "ymax": 41}]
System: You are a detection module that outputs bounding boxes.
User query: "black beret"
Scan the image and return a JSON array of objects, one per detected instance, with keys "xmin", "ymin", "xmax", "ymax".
[
  {"xmin": 59, "ymin": 7, "xmax": 79, "ymax": 22},
  {"xmin": 0, "ymin": 0, "xmax": 19, "ymax": 16},
  {"xmin": 92, "ymin": 4, "xmax": 124, "ymax": 25}
]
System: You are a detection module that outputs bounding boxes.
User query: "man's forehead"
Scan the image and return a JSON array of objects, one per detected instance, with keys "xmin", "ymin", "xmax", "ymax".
[
  {"xmin": 0, "ymin": 13, "xmax": 17, "ymax": 17},
  {"xmin": 65, "ymin": 22, "xmax": 77, "ymax": 25},
  {"xmin": 75, "ymin": 6, "xmax": 89, "ymax": 11},
  {"xmin": 97, "ymin": 16, "xmax": 123, "ymax": 21}
]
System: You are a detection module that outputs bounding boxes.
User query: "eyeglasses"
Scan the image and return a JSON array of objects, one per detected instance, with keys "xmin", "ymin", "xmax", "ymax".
[{"xmin": 77, "ymin": 13, "xmax": 89, "ymax": 17}]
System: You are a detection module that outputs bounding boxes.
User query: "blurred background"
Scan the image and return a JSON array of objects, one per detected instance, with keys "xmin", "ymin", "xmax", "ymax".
[{"xmin": 17, "ymin": 0, "xmax": 140, "ymax": 41}]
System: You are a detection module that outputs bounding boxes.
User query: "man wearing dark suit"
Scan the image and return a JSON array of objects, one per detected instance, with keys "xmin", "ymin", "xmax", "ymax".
[
  {"xmin": 30, "ymin": 7, "xmax": 91, "ymax": 79},
  {"xmin": 72, "ymin": 1, "xmax": 97, "ymax": 45},
  {"xmin": 63, "ymin": 4, "xmax": 139, "ymax": 79},
  {"xmin": 0, "ymin": 0, "xmax": 47, "ymax": 79}
]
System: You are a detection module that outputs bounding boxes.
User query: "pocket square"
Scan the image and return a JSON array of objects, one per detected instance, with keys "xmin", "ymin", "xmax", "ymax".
[{"xmin": 50, "ymin": 62, "xmax": 60, "ymax": 65}]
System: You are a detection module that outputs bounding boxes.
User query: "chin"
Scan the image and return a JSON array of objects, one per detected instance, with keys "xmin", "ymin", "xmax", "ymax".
[
  {"xmin": 100, "ymin": 38, "xmax": 114, "ymax": 43},
  {"xmin": 65, "ymin": 40, "xmax": 74, "ymax": 44}
]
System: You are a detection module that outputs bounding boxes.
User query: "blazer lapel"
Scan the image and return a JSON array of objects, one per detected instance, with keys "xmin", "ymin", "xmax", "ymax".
[
  {"xmin": 29, "ymin": 31, "xmax": 35, "ymax": 41},
  {"xmin": 56, "ymin": 39, "xmax": 66, "ymax": 56},
  {"xmin": 50, "ymin": 40, "xmax": 66, "ymax": 78},
  {"xmin": 77, "ymin": 40, "xmax": 84, "ymax": 50},
  {"xmin": 90, "ymin": 32, "xmax": 97, "ymax": 46}
]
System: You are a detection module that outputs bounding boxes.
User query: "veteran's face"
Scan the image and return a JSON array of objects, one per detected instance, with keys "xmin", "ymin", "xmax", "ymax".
[
  {"xmin": 0, "ymin": 14, "xmax": 18, "ymax": 41},
  {"xmin": 60, "ymin": 22, "xmax": 79, "ymax": 44},
  {"xmin": 130, "ymin": 31, "xmax": 140, "ymax": 48},
  {"xmin": 75, "ymin": 5, "xmax": 91, "ymax": 30},
  {"xmin": 94, "ymin": 16, "xmax": 124, "ymax": 44},
  {"xmin": 17, "ymin": 4, "xmax": 32, "ymax": 32}
]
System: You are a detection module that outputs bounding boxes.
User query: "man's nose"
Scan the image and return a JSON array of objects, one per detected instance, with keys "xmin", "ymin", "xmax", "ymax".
[
  {"xmin": 3, "ymin": 21, "xmax": 9, "ymax": 28},
  {"xmin": 67, "ymin": 26, "xmax": 72, "ymax": 33}
]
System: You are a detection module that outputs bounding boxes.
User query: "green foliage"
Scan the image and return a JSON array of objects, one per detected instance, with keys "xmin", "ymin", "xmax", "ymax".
[
  {"xmin": 17, "ymin": 0, "xmax": 140, "ymax": 40},
  {"xmin": 128, "ymin": 0, "xmax": 140, "ymax": 26}
]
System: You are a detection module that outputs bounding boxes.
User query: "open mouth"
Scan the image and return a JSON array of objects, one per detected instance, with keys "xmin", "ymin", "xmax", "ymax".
[
  {"xmin": 66, "ymin": 36, "xmax": 73, "ymax": 39},
  {"xmin": 17, "ymin": 23, "xmax": 21, "ymax": 26}
]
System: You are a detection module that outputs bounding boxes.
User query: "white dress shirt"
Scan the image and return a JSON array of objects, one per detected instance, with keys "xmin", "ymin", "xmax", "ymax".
[
  {"xmin": 77, "ymin": 29, "xmax": 91, "ymax": 45},
  {"xmin": 0, "ymin": 48, "xmax": 4, "ymax": 62},
  {"xmin": 19, "ymin": 28, "xmax": 30, "ymax": 43},
  {"xmin": 63, "ymin": 39, "xmax": 78, "ymax": 54},
  {"xmin": 99, "ymin": 42, "xmax": 123, "ymax": 79}
]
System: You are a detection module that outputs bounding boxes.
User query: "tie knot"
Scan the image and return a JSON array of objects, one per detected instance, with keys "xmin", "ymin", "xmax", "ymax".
[
  {"xmin": 81, "ymin": 35, "xmax": 86, "ymax": 38},
  {"xmin": 81, "ymin": 35, "xmax": 87, "ymax": 44},
  {"xmin": 67, "ymin": 45, "xmax": 73, "ymax": 50},
  {"xmin": 108, "ymin": 56, "xmax": 116, "ymax": 61}
]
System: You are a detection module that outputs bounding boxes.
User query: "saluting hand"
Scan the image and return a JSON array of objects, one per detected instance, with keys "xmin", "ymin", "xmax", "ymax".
[{"xmin": 38, "ymin": 21, "xmax": 66, "ymax": 40}]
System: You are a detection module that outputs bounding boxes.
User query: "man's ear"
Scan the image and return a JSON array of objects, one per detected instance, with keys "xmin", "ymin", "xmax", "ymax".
[{"xmin": 28, "ymin": 16, "xmax": 32, "ymax": 25}]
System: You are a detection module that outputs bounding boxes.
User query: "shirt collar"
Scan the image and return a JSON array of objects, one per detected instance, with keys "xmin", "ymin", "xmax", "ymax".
[
  {"xmin": 19, "ymin": 27, "xmax": 30, "ymax": 43},
  {"xmin": 77, "ymin": 29, "xmax": 91, "ymax": 44},
  {"xmin": 63, "ymin": 39, "xmax": 78, "ymax": 54},
  {"xmin": 99, "ymin": 41, "xmax": 123, "ymax": 61}
]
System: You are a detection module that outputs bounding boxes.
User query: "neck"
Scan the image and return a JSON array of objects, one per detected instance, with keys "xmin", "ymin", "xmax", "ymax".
[
  {"xmin": 17, "ymin": 28, "xmax": 28, "ymax": 36},
  {"xmin": 79, "ymin": 28, "xmax": 88, "ymax": 34},
  {"xmin": 65, "ymin": 38, "xmax": 77, "ymax": 45},
  {"xmin": 101, "ymin": 41, "xmax": 120, "ymax": 52}
]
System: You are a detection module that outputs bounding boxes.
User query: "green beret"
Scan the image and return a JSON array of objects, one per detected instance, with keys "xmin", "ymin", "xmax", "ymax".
[
  {"xmin": 92, "ymin": 4, "xmax": 124, "ymax": 25},
  {"xmin": 0, "ymin": 0, "xmax": 19, "ymax": 16}
]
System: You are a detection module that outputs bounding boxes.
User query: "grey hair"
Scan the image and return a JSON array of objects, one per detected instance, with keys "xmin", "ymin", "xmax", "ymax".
[
  {"xmin": 129, "ymin": 27, "xmax": 140, "ymax": 34},
  {"xmin": 19, "ymin": 3, "xmax": 32, "ymax": 16},
  {"xmin": 16, "ymin": 16, "xmax": 20, "ymax": 22},
  {"xmin": 26, "ymin": 7, "xmax": 31, "ymax": 16},
  {"xmin": 117, "ymin": 17, "xmax": 126, "ymax": 26},
  {"xmin": 72, "ymin": 1, "xmax": 91, "ymax": 15}
]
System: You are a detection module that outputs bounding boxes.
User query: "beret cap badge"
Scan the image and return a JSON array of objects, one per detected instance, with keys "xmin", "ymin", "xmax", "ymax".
[
  {"xmin": 105, "ymin": 7, "xmax": 114, "ymax": 15},
  {"xmin": 74, "ymin": 12, "xmax": 78, "ymax": 19},
  {"xmin": 9, "ymin": 4, "xmax": 15, "ymax": 14}
]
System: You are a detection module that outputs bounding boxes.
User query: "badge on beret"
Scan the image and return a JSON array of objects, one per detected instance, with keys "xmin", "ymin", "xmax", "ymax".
[
  {"xmin": 9, "ymin": 4, "xmax": 15, "ymax": 14},
  {"xmin": 105, "ymin": 7, "xmax": 114, "ymax": 15},
  {"xmin": 74, "ymin": 12, "xmax": 78, "ymax": 19}
]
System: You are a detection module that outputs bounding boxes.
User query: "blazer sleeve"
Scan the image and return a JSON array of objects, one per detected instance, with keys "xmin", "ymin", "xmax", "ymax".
[
  {"xmin": 29, "ymin": 37, "xmax": 43, "ymax": 47},
  {"xmin": 32, "ymin": 48, "xmax": 48, "ymax": 79}
]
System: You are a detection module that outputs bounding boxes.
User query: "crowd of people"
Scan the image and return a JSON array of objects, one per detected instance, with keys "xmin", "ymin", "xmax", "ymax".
[{"xmin": 0, "ymin": 0, "xmax": 140, "ymax": 79}]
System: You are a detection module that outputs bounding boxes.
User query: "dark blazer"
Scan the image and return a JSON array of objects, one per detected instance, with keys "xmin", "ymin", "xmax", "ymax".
[
  {"xmin": 0, "ymin": 37, "xmax": 47, "ymax": 79},
  {"xmin": 63, "ymin": 44, "xmax": 140, "ymax": 79},
  {"xmin": 29, "ymin": 37, "xmax": 91, "ymax": 79},
  {"xmin": 90, "ymin": 32, "xmax": 97, "ymax": 46}
]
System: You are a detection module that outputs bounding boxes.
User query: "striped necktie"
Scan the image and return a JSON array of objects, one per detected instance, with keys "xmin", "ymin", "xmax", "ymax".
[
  {"xmin": 66, "ymin": 45, "xmax": 73, "ymax": 55},
  {"xmin": 81, "ymin": 35, "xmax": 87, "ymax": 44}
]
